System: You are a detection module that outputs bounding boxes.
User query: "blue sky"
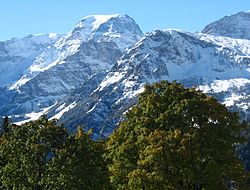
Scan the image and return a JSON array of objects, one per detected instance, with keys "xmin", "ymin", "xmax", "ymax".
[{"xmin": 1, "ymin": 0, "xmax": 250, "ymax": 41}]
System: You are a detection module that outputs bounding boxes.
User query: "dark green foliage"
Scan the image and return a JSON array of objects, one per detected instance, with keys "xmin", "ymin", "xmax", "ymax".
[
  {"xmin": 106, "ymin": 80, "xmax": 249, "ymax": 189},
  {"xmin": 237, "ymin": 126, "xmax": 250, "ymax": 171},
  {"xmin": 43, "ymin": 127, "xmax": 110, "ymax": 190},
  {"xmin": 0, "ymin": 116, "xmax": 109, "ymax": 190},
  {"xmin": 0, "ymin": 116, "xmax": 12, "ymax": 136},
  {"xmin": 0, "ymin": 81, "xmax": 249, "ymax": 190},
  {"xmin": 0, "ymin": 115, "xmax": 68, "ymax": 189}
]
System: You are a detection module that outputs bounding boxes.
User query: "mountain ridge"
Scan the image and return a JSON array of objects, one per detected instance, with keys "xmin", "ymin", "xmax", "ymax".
[
  {"xmin": 202, "ymin": 11, "xmax": 250, "ymax": 40},
  {"xmin": 0, "ymin": 14, "xmax": 143, "ymax": 120},
  {"xmin": 53, "ymin": 29, "xmax": 250, "ymax": 136},
  {"xmin": 0, "ymin": 12, "xmax": 249, "ymax": 137}
]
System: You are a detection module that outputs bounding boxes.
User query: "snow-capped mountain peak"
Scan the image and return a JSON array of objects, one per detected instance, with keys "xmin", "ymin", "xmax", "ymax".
[
  {"xmin": 1, "ymin": 12, "xmax": 250, "ymax": 138},
  {"xmin": 9, "ymin": 14, "xmax": 143, "ymax": 90},
  {"xmin": 75, "ymin": 14, "xmax": 121, "ymax": 33},
  {"xmin": 65, "ymin": 14, "xmax": 143, "ymax": 50},
  {"xmin": 202, "ymin": 11, "xmax": 250, "ymax": 40},
  {"xmin": 53, "ymin": 13, "xmax": 142, "ymax": 61},
  {"xmin": 0, "ymin": 14, "xmax": 144, "ymax": 120}
]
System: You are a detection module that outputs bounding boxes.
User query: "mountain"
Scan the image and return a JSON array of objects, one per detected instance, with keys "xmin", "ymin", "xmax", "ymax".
[
  {"xmin": 0, "ymin": 33, "xmax": 61, "ymax": 88},
  {"xmin": 202, "ymin": 11, "xmax": 250, "ymax": 40},
  {"xmin": 0, "ymin": 12, "xmax": 250, "ymax": 138},
  {"xmin": 49, "ymin": 29, "xmax": 250, "ymax": 137},
  {"xmin": 0, "ymin": 14, "xmax": 143, "ymax": 119}
]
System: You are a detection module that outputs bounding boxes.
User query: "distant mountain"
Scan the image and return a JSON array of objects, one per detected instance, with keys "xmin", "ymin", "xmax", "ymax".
[
  {"xmin": 0, "ymin": 12, "xmax": 249, "ymax": 138},
  {"xmin": 0, "ymin": 33, "xmax": 61, "ymax": 88},
  {"xmin": 0, "ymin": 14, "xmax": 143, "ymax": 118},
  {"xmin": 52, "ymin": 30, "xmax": 250, "ymax": 136},
  {"xmin": 202, "ymin": 11, "xmax": 250, "ymax": 40}
]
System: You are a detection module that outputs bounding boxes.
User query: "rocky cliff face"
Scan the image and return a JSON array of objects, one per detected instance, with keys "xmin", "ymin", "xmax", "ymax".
[
  {"xmin": 0, "ymin": 33, "xmax": 61, "ymax": 88},
  {"xmin": 0, "ymin": 14, "xmax": 143, "ymax": 118},
  {"xmin": 51, "ymin": 29, "xmax": 250, "ymax": 136},
  {"xmin": 202, "ymin": 11, "xmax": 250, "ymax": 40},
  {"xmin": 0, "ymin": 12, "xmax": 249, "ymax": 138}
]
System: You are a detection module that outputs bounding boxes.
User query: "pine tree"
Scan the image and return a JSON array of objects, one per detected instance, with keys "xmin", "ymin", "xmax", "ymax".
[
  {"xmin": 0, "ymin": 116, "xmax": 12, "ymax": 136},
  {"xmin": 106, "ymin": 80, "xmax": 249, "ymax": 189}
]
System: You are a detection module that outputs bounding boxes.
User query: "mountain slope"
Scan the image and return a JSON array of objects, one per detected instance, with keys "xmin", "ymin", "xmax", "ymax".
[
  {"xmin": 0, "ymin": 14, "xmax": 143, "ymax": 119},
  {"xmin": 10, "ymin": 14, "xmax": 143, "ymax": 90},
  {"xmin": 202, "ymin": 11, "xmax": 250, "ymax": 40},
  {"xmin": 0, "ymin": 33, "xmax": 61, "ymax": 88},
  {"xmin": 1, "ymin": 12, "xmax": 250, "ymax": 137},
  {"xmin": 53, "ymin": 30, "xmax": 250, "ymax": 136}
]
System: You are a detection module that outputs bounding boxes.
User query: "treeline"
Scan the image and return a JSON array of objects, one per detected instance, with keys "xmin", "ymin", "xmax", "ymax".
[{"xmin": 0, "ymin": 81, "xmax": 250, "ymax": 190}]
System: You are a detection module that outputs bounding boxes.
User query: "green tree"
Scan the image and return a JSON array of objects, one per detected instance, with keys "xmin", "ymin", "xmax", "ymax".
[
  {"xmin": 0, "ymin": 115, "xmax": 68, "ymax": 190},
  {"xmin": 44, "ymin": 127, "xmax": 109, "ymax": 190},
  {"xmin": 0, "ymin": 116, "xmax": 12, "ymax": 136},
  {"xmin": 106, "ymin": 81, "xmax": 248, "ymax": 190},
  {"xmin": 0, "ymin": 116, "xmax": 13, "ymax": 189}
]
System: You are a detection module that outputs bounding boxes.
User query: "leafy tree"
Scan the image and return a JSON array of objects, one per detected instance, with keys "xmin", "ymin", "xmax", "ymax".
[
  {"xmin": 106, "ymin": 81, "xmax": 249, "ymax": 189},
  {"xmin": 44, "ymin": 127, "xmax": 109, "ymax": 190},
  {"xmin": 0, "ymin": 116, "xmax": 110, "ymax": 190},
  {"xmin": 0, "ymin": 115, "xmax": 68, "ymax": 190}
]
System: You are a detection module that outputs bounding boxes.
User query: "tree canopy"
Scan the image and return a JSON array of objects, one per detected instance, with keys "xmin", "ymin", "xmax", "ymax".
[
  {"xmin": 0, "ymin": 116, "xmax": 109, "ymax": 190},
  {"xmin": 0, "ymin": 81, "xmax": 249, "ymax": 189},
  {"xmin": 0, "ymin": 116, "xmax": 12, "ymax": 136},
  {"xmin": 106, "ymin": 80, "xmax": 249, "ymax": 189},
  {"xmin": 43, "ymin": 127, "xmax": 109, "ymax": 190}
]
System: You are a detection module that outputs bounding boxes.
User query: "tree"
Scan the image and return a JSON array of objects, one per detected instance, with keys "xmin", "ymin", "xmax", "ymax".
[
  {"xmin": 0, "ymin": 116, "xmax": 110, "ymax": 190},
  {"xmin": 0, "ymin": 115, "xmax": 68, "ymax": 189},
  {"xmin": 106, "ymin": 81, "xmax": 249, "ymax": 189},
  {"xmin": 44, "ymin": 127, "xmax": 110, "ymax": 190},
  {"xmin": 0, "ymin": 116, "xmax": 12, "ymax": 136},
  {"xmin": 0, "ymin": 116, "xmax": 12, "ymax": 188}
]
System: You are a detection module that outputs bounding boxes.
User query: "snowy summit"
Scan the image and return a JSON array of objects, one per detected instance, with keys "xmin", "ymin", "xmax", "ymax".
[
  {"xmin": 0, "ymin": 12, "xmax": 249, "ymax": 137},
  {"xmin": 202, "ymin": 11, "xmax": 250, "ymax": 40}
]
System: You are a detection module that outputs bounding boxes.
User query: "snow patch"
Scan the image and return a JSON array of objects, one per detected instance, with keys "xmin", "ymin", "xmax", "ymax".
[
  {"xmin": 97, "ymin": 72, "xmax": 126, "ymax": 91},
  {"xmin": 51, "ymin": 102, "xmax": 77, "ymax": 120},
  {"xmin": 9, "ymin": 76, "xmax": 30, "ymax": 90},
  {"xmin": 82, "ymin": 14, "xmax": 120, "ymax": 31},
  {"xmin": 199, "ymin": 78, "xmax": 250, "ymax": 93},
  {"xmin": 14, "ymin": 104, "xmax": 55, "ymax": 125},
  {"xmin": 223, "ymin": 94, "xmax": 245, "ymax": 107},
  {"xmin": 87, "ymin": 104, "xmax": 97, "ymax": 114},
  {"xmin": 55, "ymin": 103, "xmax": 66, "ymax": 112}
]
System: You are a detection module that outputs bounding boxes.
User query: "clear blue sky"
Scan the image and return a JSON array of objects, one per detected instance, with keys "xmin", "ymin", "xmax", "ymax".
[{"xmin": 1, "ymin": 0, "xmax": 250, "ymax": 41}]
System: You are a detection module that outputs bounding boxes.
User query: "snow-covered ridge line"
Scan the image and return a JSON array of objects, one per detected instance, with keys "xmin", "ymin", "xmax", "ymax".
[
  {"xmin": 157, "ymin": 29, "xmax": 250, "ymax": 55},
  {"xmin": 0, "ymin": 33, "xmax": 62, "ymax": 43},
  {"xmin": 7, "ymin": 14, "xmax": 143, "ymax": 90},
  {"xmin": 14, "ymin": 104, "xmax": 55, "ymax": 125},
  {"xmin": 76, "ymin": 14, "xmax": 121, "ymax": 31},
  {"xmin": 202, "ymin": 11, "xmax": 250, "ymax": 40},
  {"xmin": 1, "ymin": 12, "xmax": 250, "ymax": 133},
  {"xmin": 95, "ymin": 28, "xmax": 250, "ymax": 98}
]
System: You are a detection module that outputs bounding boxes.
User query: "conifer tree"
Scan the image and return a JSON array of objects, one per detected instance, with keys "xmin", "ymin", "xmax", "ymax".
[{"xmin": 0, "ymin": 116, "xmax": 12, "ymax": 136}]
